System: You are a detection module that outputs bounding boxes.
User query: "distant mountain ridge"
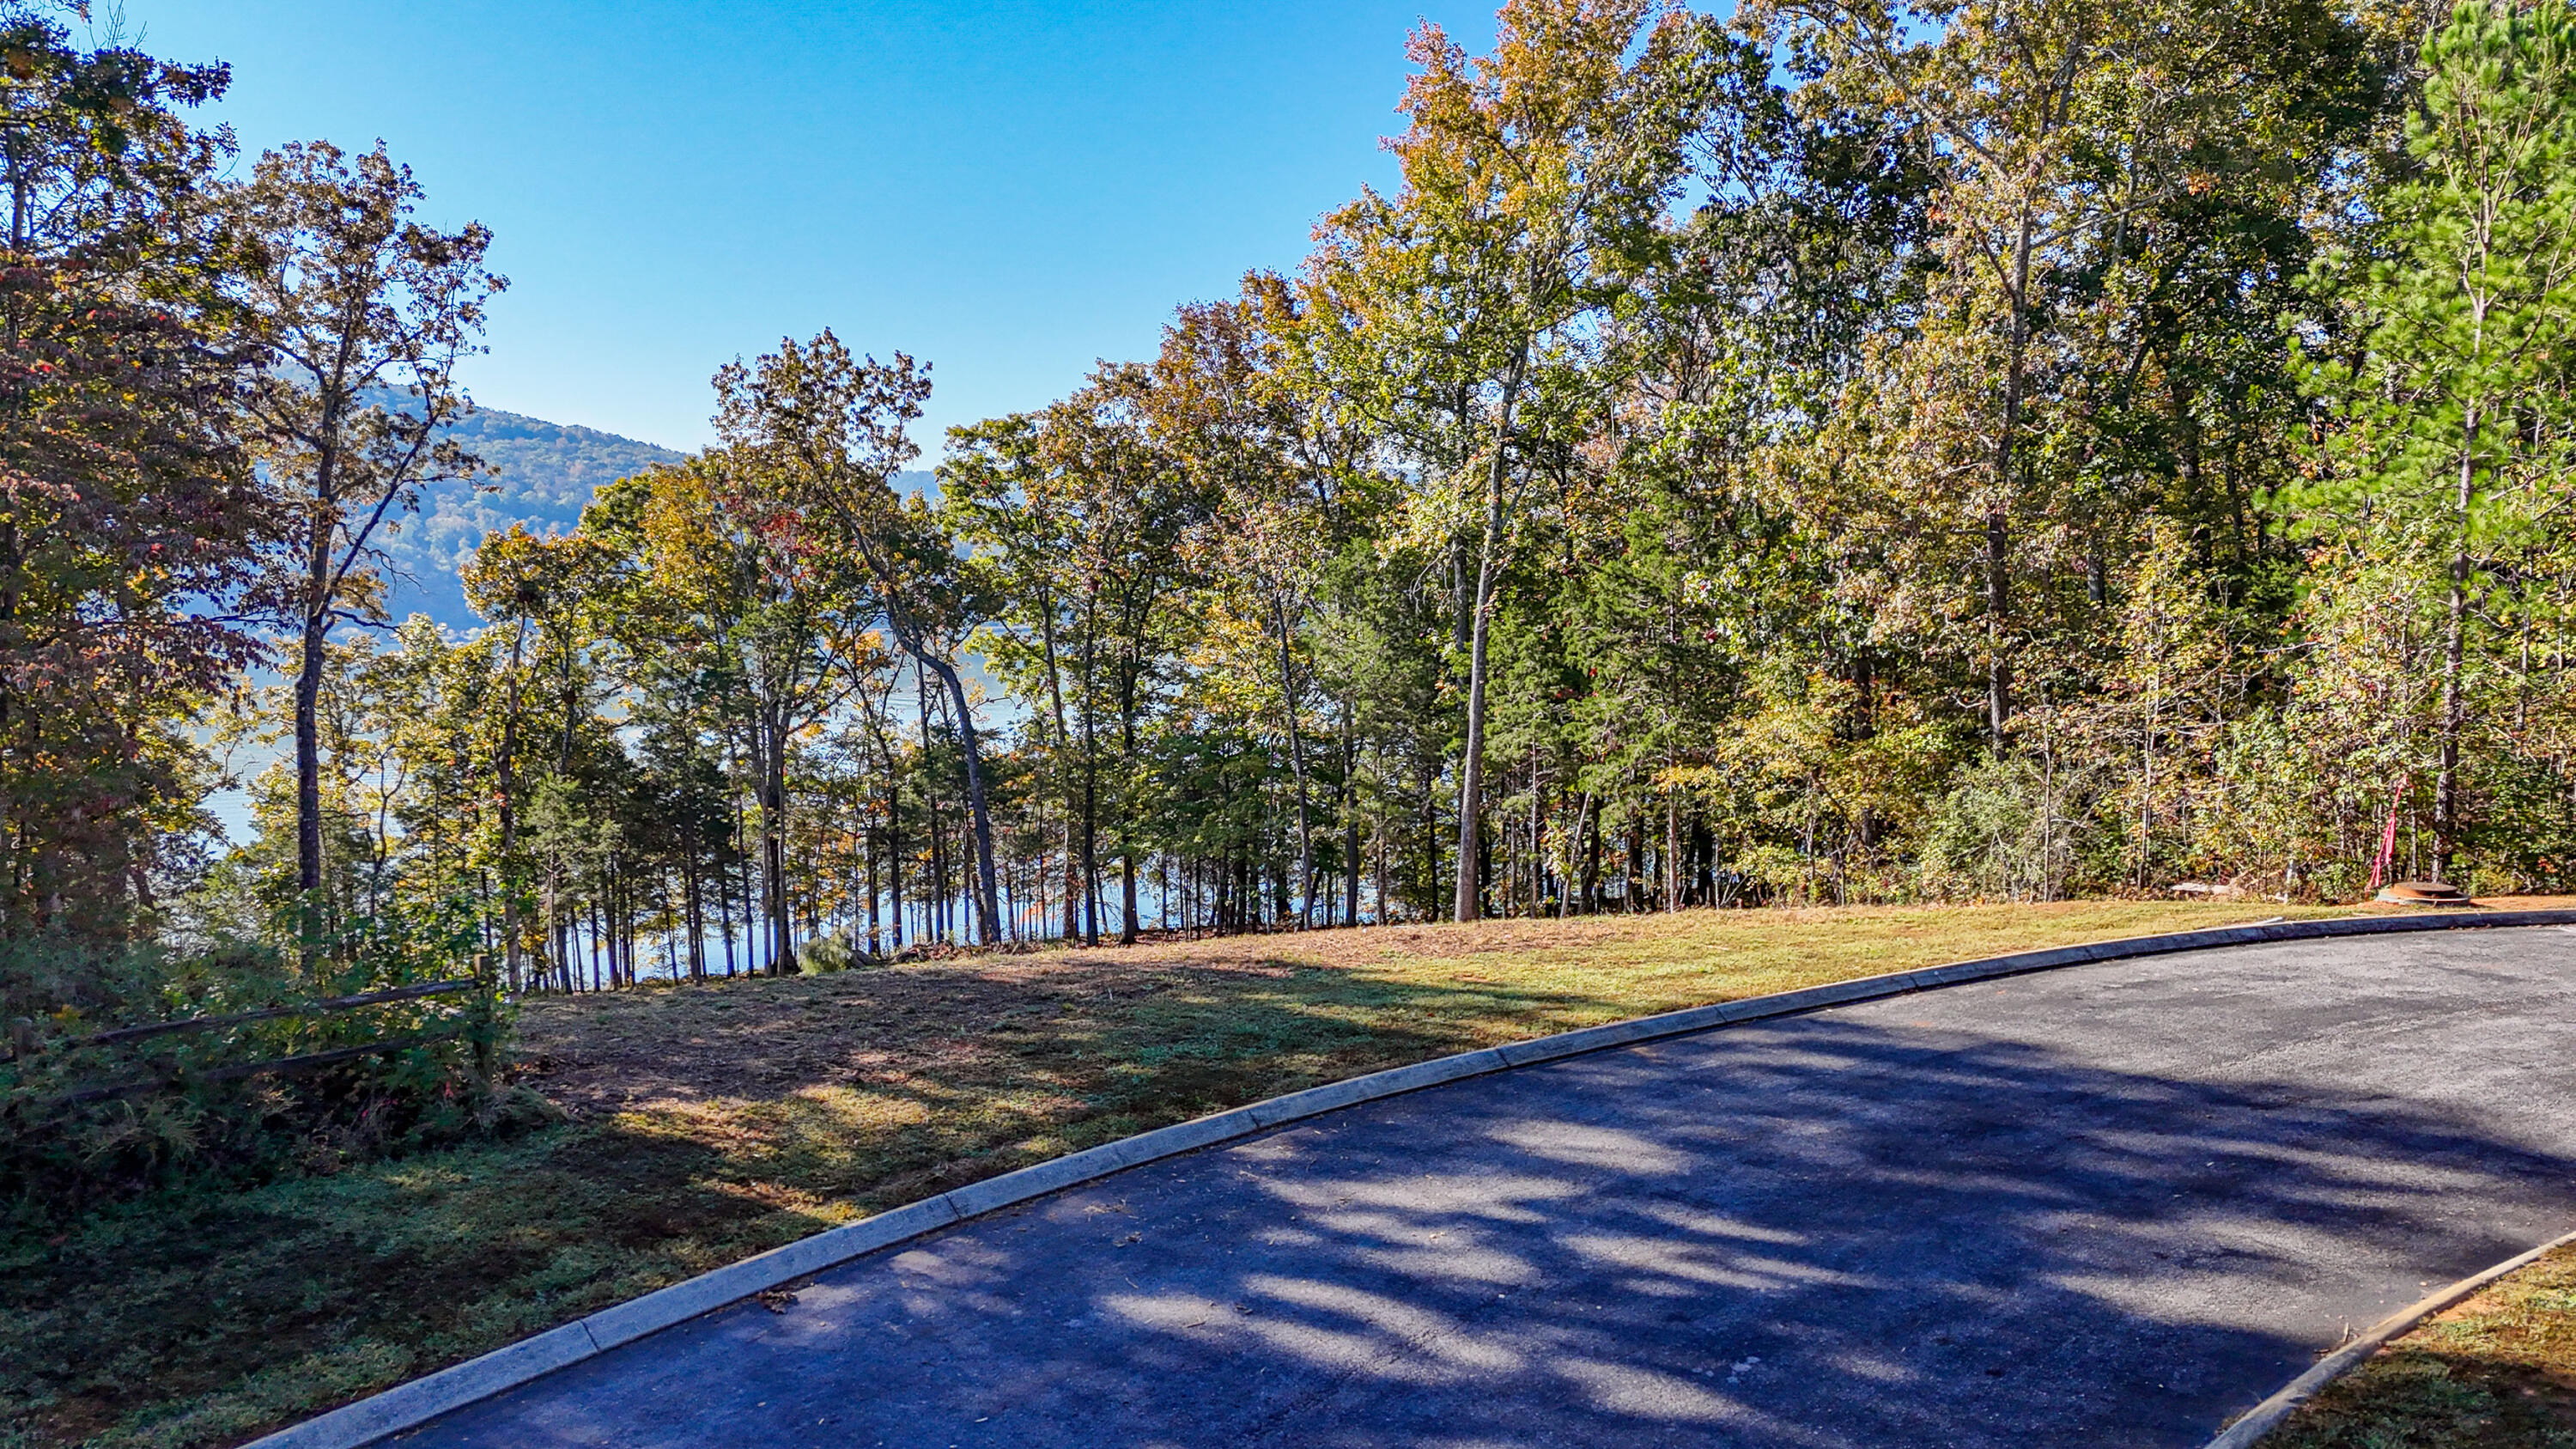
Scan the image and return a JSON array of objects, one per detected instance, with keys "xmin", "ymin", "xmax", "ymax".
[
  {"xmin": 377, "ymin": 405, "xmax": 688, "ymax": 629},
  {"xmin": 372, "ymin": 404, "xmax": 933, "ymax": 631}
]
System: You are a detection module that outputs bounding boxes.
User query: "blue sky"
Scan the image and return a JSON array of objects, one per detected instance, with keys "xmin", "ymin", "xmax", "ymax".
[{"xmin": 135, "ymin": 1, "xmax": 1501, "ymax": 454}]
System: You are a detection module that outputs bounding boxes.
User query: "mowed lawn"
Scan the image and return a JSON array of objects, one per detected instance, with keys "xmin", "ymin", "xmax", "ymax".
[
  {"xmin": 2, "ymin": 898, "xmax": 2498, "ymax": 1449},
  {"xmin": 2267, "ymin": 1239, "xmax": 2576, "ymax": 1447}
]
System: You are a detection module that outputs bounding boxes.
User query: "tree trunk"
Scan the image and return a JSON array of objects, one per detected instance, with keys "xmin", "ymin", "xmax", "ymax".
[
  {"xmin": 1119, "ymin": 664, "xmax": 1142, "ymax": 946},
  {"xmin": 1039, "ymin": 583, "xmax": 1078, "ymax": 943},
  {"xmin": 916, "ymin": 661, "xmax": 947, "ymax": 944},
  {"xmin": 293, "ymin": 389, "xmax": 346, "ymax": 916},
  {"xmin": 294, "ymin": 605, "xmax": 328, "ymax": 904},
  {"xmin": 761, "ymin": 710, "xmax": 793, "ymax": 973},
  {"xmin": 1664, "ymin": 789, "xmax": 1680, "ymax": 912},
  {"xmin": 1276, "ymin": 600, "xmax": 1315, "ymax": 928},
  {"xmin": 497, "ymin": 622, "xmax": 527, "ymax": 993},
  {"xmin": 1078, "ymin": 612, "xmax": 1099, "ymax": 946},
  {"xmin": 717, "ymin": 830, "xmax": 738, "ymax": 977},
  {"xmin": 1343, "ymin": 712, "xmax": 1363, "ymax": 928},
  {"xmin": 1528, "ymin": 752, "xmax": 1545, "ymax": 917},
  {"xmin": 822, "ymin": 495, "xmax": 1000, "ymax": 944},
  {"xmin": 1986, "ymin": 509, "xmax": 2011, "ymax": 750},
  {"xmin": 887, "ymin": 781, "xmax": 904, "ymax": 950},
  {"xmin": 1566, "ymin": 788, "xmax": 1587, "ymax": 912},
  {"xmin": 920, "ymin": 652, "xmax": 1002, "ymax": 944},
  {"xmin": 292, "ymin": 467, "xmax": 337, "ymax": 935},
  {"xmin": 1988, "ymin": 206, "xmax": 2037, "ymax": 754},
  {"xmin": 1455, "ymin": 354, "xmax": 1524, "ymax": 923},
  {"xmin": 2434, "ymin": 399, "xmax": 2476, "ymax": 883},
  {"xmin": 683, "ymin": 830, "xmax": 704, "ymax": 982},
  {"xmin": 865, "ymin": 822, "xmax": 883, "ymax": 958},
  {"xmin": 1562, "ymin": 791, "xmax": 1593, "ymax": 919}
]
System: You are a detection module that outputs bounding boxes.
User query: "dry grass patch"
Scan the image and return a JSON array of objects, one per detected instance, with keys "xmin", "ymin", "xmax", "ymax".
[
  {"xmin": 9, "ymin": 896, "xmax": 2526, "ymax": 1449},
  {"xmin": 2265, "ymin": 1239, "xmax": 2576, "ymax": 1447}
]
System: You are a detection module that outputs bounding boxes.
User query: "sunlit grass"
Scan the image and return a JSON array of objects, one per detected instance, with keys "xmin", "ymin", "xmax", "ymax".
[{"xmin": 2266, "ymin": 1240, "xmax": 2576, "ymax": 1447}]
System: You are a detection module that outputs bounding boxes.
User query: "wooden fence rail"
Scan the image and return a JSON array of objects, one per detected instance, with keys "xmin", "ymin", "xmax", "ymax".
[
  {"xmin": 4, "ymin": 977, "xmax": 480, "ymax": 1062},
  {"xmin": 72, "ymin": 977, "xmax": 481, "ymax": 1049},
  {"xmin": 6, "ymin": 968, "xmax": 500, "ymax": 1122},
  {"xmin": 37, "ymin": 1026, "xmax": 480, "ymax": 1109}
]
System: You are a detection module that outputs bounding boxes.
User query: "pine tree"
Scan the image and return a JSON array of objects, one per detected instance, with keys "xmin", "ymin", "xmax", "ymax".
[{"xmin": 2292, "ymin": 0, "xmax": 2576, "ymax": 882}]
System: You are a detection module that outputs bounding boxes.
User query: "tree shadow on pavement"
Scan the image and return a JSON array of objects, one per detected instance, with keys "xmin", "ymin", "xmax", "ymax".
[{"xmin": 420, "ymin": 1016, "xmax": 2576, "ymax": 1449}]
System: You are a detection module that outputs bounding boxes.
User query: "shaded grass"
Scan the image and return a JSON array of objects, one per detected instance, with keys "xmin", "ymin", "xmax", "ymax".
[
  {"xmin": 0, "ymin": 898, "xmax": 2465, "ymax": 1448},
  {"xmin": 2263, "ymin": 1240, "xmax": 2576, "ymax": 1448}
]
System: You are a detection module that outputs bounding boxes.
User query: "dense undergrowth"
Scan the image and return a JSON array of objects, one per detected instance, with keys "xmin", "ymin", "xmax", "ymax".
[{"xmin": 1, "ymin": 913, "xmax": 532, "ymax": 1215}]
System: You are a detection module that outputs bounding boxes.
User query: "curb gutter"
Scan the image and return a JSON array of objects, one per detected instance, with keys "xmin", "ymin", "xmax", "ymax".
[
  {"xmin": 250, "ymin": 907, "xmax": 2576, "ymax": 1449},
  {"xmin": 2202, "ymin": 1224, "xmax": 2576, "ymax": 1448}
]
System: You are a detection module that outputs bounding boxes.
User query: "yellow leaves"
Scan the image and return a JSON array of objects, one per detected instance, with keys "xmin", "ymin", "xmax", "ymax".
[
  {"xmin": 1178, "ymin": 603, "xmax": 1291, "ymax": 718},
  {"xmin": 1382, "ymin": 462, "xmax": 1482, "ymax": 559},
  {"xmin": 1653, "ymin": 762, "xmax": 1724, "ymax": 793}
]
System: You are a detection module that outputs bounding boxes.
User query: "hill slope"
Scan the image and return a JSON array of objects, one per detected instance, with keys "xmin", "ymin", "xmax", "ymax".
[
  {"xmin": 377, "ymin": 406, "xmax": 688, "ymax": 629},
  {"xmin": 370, "ymin": 405, "xmax": 935, "ymax": 632}
]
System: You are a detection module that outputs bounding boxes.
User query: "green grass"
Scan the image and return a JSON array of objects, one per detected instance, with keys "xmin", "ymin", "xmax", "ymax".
[
  {"xmin": 2263, "ymin": 1241, "xmax": 2576, "ymax": 1448},
  {"xmin": 1, "ymin": 898, "xmax": 2390, "ymax": 1448}
]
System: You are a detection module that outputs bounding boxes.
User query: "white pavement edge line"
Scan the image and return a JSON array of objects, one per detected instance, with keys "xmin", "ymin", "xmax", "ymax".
[
  {"xmin": 248, "ymin": 908, "xmax": 2576, "ymax": 1449},
  {"xmin": 2202, "ymin": 1223, "xmax": 2576, "ymax": 1449}
]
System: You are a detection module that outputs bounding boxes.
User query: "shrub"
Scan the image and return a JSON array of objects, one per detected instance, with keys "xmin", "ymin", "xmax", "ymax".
[
  {"xmin": 796, "ymin": 930, "xmax": 856, "ymax": 974},
  {"xmin": 0, "ymin": 901, "xmax": 540, "ymax": 1215}
]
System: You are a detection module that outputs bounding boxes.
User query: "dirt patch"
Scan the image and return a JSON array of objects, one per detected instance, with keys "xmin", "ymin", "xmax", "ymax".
[
  {"xmin": 526, "ymin": 899, "xmax": 2466, "ymax": 1116},
  {"xmin": 518, "ymin": 951, "xmax": 1290, "ymax": 1112}
]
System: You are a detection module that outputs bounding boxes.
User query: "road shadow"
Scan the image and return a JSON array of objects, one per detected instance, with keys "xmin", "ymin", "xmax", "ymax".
[{"xmin": 419, "ymin": 1003, "xmax": 2576, "ymax": 1449}]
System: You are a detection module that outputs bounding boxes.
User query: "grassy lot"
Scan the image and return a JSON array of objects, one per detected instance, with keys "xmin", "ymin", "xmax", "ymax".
[
  {"xmin": 2265, "ymin": 1240, "xmax": 2576, "ymax": 1448},
  {"xmin": 0, "ymin": 898, "xmax": 2471, "ymax": 1449}
]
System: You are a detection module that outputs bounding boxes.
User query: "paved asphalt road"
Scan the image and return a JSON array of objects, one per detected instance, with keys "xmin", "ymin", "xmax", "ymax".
[{"xmin": 405, "ymin": 928, "xmax": 2576, "ymax": 1448}]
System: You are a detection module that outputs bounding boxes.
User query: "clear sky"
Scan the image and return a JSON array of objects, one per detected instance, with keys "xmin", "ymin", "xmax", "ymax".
[{"xmin": 133, "ymin": 1, "xmax": 1501, "ymax": 454}]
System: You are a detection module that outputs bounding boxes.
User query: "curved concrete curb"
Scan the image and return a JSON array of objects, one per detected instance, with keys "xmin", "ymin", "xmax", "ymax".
[
  {"xmin": 2204, "ymin": 1223, "xmax": 2576, "ymax": 1448},
  {"xmin": 249, "ymin": 907, "xmax": 2576, "ymax": 1449}
]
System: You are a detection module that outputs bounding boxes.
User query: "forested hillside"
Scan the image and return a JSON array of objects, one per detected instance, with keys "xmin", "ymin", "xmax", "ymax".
[
  {"xmin": 370, "ymin": 406, "xmax": 939, "ymax": 629},
  {"xmin": 376, "ymin": 407, "xmax": 683, "ymax": 627}
]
